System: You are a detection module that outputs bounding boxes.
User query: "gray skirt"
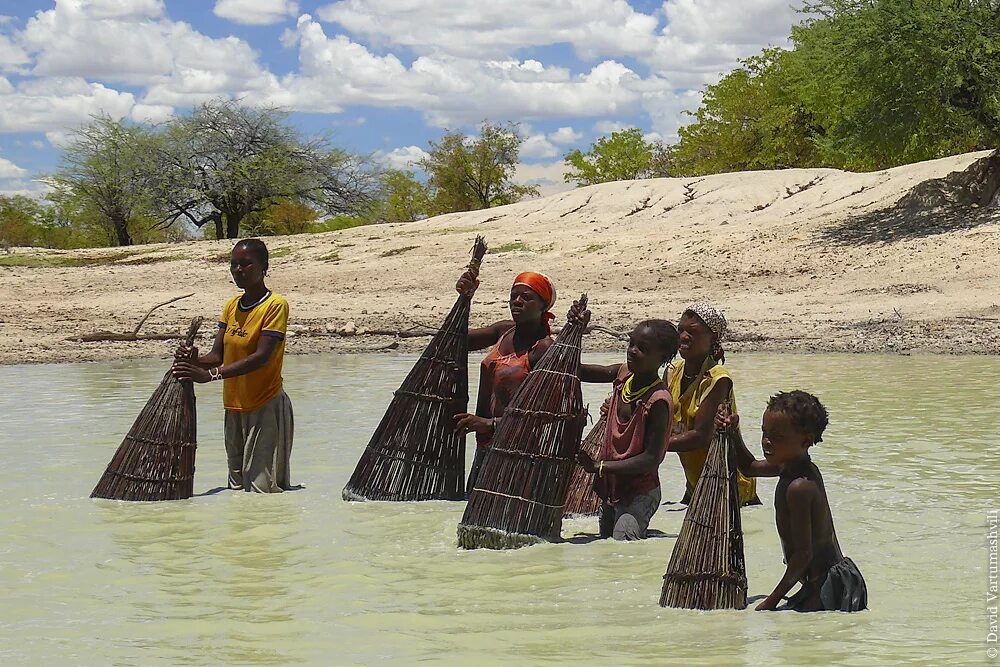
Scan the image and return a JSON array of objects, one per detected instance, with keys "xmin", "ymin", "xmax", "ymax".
[{"xmin": 224, "ymin": 390, "xmax": 294, "ymax": 493}]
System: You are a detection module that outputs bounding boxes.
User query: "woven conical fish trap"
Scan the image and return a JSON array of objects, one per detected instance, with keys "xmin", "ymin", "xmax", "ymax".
[
  {"xmin": 342, "ymin": 237, "xmax": 488, "ymax": 502},
  {"xmin": 562, "ymin": 411, "xmax": 605, "ymax": 517},
  {"xmin": 91, "ymin": 317, "xmax": 202, "ymax": 501},
  {"xmin": 457, "ymin": 295, "xmax": 589, "ymax": 549},
  {"xmin": 659, "ymin": 423, "xmax": 747, "ymax": 610}
]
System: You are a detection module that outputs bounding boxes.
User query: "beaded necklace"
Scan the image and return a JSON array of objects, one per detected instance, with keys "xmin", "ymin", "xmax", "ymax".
[{"xmin": 620, "ymin": 373, "xmax": 661, "ymax": 403}]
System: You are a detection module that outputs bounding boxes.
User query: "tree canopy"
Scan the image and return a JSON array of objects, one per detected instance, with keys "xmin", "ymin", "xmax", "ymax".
[
  {"xmin": 563, "ymin": 128, "xmax": 671, "ymax": 186},
  {"xmin": 48, "ymin": 115, "xmax": 156, "ymax": 246},
  {"xmin": 149, "ymin": 99, "xmax": 380, "ymax": 239},
  {"xmin": 418, "ymin": 122, "xmax": 538, "ymax": 213},
  {"xmin": 670, "ymin": 0, "xmax": 1000, "ymax": 175}
]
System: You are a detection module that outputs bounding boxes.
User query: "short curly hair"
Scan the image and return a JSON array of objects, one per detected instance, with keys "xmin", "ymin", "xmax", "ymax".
[{"xmin": 766, "ymin": 390, "xmax": 829, "ymax": 444}]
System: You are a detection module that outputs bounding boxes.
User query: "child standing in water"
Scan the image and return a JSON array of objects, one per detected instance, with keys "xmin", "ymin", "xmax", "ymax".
[
  {"xmin": 727, "ymin": 391, "xmax": 867, "ymax": 612},
  {"xmin": 574, "ymin": 304, "xmax": 679, "ymax": 540}
]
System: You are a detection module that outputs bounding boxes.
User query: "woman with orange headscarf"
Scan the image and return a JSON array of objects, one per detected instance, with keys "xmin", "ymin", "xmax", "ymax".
[{"xmin": 453, "ymin": 270, "xmax": 557, "ymax": 494}]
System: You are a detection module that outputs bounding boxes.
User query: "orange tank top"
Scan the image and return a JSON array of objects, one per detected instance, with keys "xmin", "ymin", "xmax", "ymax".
[{"xmin": 475, "ymin": 328, "xmax": 549, "ymax": 448}]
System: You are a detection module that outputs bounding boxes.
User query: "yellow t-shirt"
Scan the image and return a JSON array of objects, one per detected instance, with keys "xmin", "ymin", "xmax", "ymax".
[
  {"xmin": 220, "ymin": 292, "xmax": 288, "ymax": 412},
  {"xmin": 667, "ymin": 358, "xmax": 756, "ymax": 504}
]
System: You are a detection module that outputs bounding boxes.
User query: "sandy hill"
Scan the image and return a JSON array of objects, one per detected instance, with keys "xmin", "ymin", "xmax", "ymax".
[{"xmin": 2, "ymin": 150, "xmax": 999, "ymax": 364}]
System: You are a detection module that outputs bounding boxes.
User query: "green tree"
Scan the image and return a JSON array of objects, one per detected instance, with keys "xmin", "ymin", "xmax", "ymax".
[
  {"xmin": 150, "ymin": 99, "xmax": 380, "ymax": 239},
  {"xmin": 563, "ymin": 128, "xmax": 671, "ymax": 186},
  {"xmin": 669, "ymin": 49, "xmax": 822, "ymax": 176},
  {"xmin": 243, "ymin": 198, "xmax": 321, "ymax": 236},
  {"xmin": 377, "ymin": 170, "xmax": 431, "ymax": 223},
  {"xmin": 789, "ymin": 0, "xmax": 1000, "ymax": 170},
  {"xmin": 419, "ymin": 122, "xmax": 538, "ymax": 214},
  {"xmin": 48, "ymin": 115, "xmax": 156, "ymax": 246},
  {"xmin": 0, "ymin": 195, "xmax": 46, "ymax": 248}
]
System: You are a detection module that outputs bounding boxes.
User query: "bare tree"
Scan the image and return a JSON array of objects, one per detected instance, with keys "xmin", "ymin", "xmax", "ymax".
[{"xmin": 149, "ymin": 99, "xmax": 381, "ymax": 239}]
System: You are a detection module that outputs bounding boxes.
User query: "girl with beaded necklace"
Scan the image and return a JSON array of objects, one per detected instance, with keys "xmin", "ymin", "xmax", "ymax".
[{"xmin": 572, "ymin": 300, "xmax": 679, "ymax": 541}]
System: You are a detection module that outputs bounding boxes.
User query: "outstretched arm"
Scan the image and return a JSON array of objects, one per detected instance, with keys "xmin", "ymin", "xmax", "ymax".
[
  {"xmin": 756, "ymin": 479, "xmax": 817, "ymax": 610},
  {"xmin": 579, "ymin": 362, "xmax": 622, "ymax": 384},
  {"xmin": 666, "ymin": 378, "xmax": 731, "ymax": 453},
  {"xmin": 719, "ymin": 411, "xmax": 780, "ymax": 477}
]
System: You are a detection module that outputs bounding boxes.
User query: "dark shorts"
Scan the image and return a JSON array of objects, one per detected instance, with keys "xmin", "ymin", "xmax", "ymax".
[
  {"xmin": 820, "ymin": 557, "xmax": 868, "ymax": 612},
  {"xmin": 599, "ymin": 486, "xmax": 661, "ymax": 541}
]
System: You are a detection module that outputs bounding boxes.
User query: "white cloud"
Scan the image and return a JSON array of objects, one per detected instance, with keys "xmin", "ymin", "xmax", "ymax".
[
  {"xmin": 0, "ymin": 156, "xmax": 27, "ymax": 179},
  {"xmin": 214, "ymin": 0, "xmax": 300, "ymax": 26},
  {"xmin": 548, "ymin": 126, "xmax": 583, "ymax": 145},
  {"xmin": 520, "ymin": 134, "xmax": 559, "ymax": 159},
  {"xmin": 0, "ymin": 177, "xmax": 51, "ymax": 199},
  {"xmin": 514, "ymin": 160, "xmax": 572, "ymax": 198},
  {"xmin": 78, "ymin": 0, "xmax": 165, "ymax": 20},
  {"xmin": 131, "ymin": 103, "xmax": 175, "ymax": 124},
  {"xmin": 592, "ymin": 120, "xmax": 631, "ymax": 134},
  {"xmin": 271, "ymin": 15, "xmax": 649, "ymax": 126},
  {"xmin": 0, "ymin": 34, "xmax": 29, "ymax": 70},
  {"xmin": 317, "ymin": 0, "xmax": 659, "ymax": 60},
  {"xmin": 376, "ymin": 145, "xmax": 429, "ymax": 170},
  {"xmin": 650, "ymin": 0, "xmax": 800, "ymax": 87},
  {"xmin": 18, "ymin": 0, "xmax": 278, "ymax": 110},
  {"xmin": 0, "ymin": 77, "xmax": 135, "ymax": 134}
]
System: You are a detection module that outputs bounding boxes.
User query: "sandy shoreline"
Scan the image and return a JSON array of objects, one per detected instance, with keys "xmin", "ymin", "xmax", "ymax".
[{"xmin": 2, "ymin": 150, "xmax": 999, "ymax": 365}]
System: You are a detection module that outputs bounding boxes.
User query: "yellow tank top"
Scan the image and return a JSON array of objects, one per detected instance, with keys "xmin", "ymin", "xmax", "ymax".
[{"xmin": 667, "ymin": 358, "xmax": 756, "ymax": 504}]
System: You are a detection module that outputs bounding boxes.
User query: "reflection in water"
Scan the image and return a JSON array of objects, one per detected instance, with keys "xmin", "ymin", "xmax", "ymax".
[{"xmin": 0, "ymin": 353, "xmax": 996, "ymax": 665}]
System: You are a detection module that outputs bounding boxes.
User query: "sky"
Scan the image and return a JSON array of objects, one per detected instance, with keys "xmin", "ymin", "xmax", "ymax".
[{"xmin": 0, "ymin": 0, "xmax": 804, "ymax": 199}]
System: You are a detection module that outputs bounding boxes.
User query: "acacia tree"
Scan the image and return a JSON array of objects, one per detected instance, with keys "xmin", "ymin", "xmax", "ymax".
[
  {"xmin": 150, "ymin": 99, "xmax": 380, "ymax": 239},
  {"xmin": 563, "ymin": 128, "xmax": 671, "ymax": 186},
  {"xmin": 789, "ymin": 0, "xmax": 1000, "ymax": 169},
  {"xmin": 49, "ymin": 115, "xmax": 155, "ymax": 246},
  {"xmin": 669, "ymin": 49, "xmax": 822, "ymax": 176},
  {"xmin": 419, "ymin": 122, "xmax": 538, "ymax": 214}
]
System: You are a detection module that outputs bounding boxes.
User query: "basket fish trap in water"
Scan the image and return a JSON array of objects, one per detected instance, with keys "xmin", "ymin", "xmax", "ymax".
[
  {"xmin": 342, "ymin": 237, "xmax": 488, "ymax": 502},
  {"xmin": 90, "ymin": 317, "xmax": 202, "ymax": 501},
  {"xmin": 457, "ymin": 295, "xmax": 589, "ymax": 549},
  {"xmin": 562, "ymin": 411, "xmax": 605, "ymax": 518},
  {"xmin": 660, "ymin": 417, "xmax": 747, "ymax": 610}
]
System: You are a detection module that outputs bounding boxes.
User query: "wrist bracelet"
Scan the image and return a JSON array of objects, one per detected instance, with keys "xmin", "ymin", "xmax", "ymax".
[{"xmin": 598, "ymin": 460, "xmax": 604, "ymax": 477}]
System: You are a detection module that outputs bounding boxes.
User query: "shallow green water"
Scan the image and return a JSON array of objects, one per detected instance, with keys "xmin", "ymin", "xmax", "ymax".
[{"xmin": 1, "ymin": 352, "xmax": 997, "ymax": 666}]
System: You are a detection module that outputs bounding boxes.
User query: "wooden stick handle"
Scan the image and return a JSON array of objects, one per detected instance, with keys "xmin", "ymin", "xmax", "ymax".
[
  {"xmin": 466, "ymin": 235, "xmax": 488, "ymax": 279},
  {"xmin": 183, "ymin": 317, "xmax": 203, "ymax": 347}
]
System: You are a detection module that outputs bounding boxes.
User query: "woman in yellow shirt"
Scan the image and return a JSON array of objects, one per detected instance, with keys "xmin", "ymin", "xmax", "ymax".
[
  {"xmin": 666, "ymin": 302, "xmax": 758, "ymax": 506},
  {"xmin": 173, "ymin": 239, "xmax": 293, "ymax": 493}
]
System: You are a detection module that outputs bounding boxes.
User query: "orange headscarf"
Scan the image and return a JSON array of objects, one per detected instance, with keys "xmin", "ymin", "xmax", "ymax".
[{"xmin": 513, "ymin": 271, "xmax": 557, "ymax": 334}]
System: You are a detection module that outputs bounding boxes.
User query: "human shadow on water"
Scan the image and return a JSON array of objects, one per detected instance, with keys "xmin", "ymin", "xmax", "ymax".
[
  {"xmin": 660, "ymin": 501, "xmax": 689, "ymax": 512},
  {"xmin": 564, "ymin": 529, "xmax": 677, "ymax": 545},
  {"xmin": 195, "ymin": 484, "xmax": 307, "ymax": 497}
]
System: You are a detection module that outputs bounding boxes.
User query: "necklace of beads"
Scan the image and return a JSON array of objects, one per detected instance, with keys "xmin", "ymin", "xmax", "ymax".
[
  {"xmin": 620, "ymin": 374, "xmax": 661, "ymax": 403},
  {"xmin": 239, "ymin": 289, "xmax": 271, "ymax": 311}
]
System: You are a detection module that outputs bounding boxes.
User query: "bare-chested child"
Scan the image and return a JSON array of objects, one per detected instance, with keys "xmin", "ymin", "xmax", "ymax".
[{"xmin": 724, "ymin": 391, "xmax": 868, "ymax": 612}]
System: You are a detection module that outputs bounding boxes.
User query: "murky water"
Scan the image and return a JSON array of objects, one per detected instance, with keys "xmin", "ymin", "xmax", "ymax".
[{"xmin": 1, "ymin": 352, "xmax": 997, "ymax": 665}]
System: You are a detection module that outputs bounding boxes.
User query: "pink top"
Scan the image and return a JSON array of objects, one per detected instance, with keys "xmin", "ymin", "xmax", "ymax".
[{"xmin": 594, "ymin": 366, "xmax": 673, "ymax": 505}]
